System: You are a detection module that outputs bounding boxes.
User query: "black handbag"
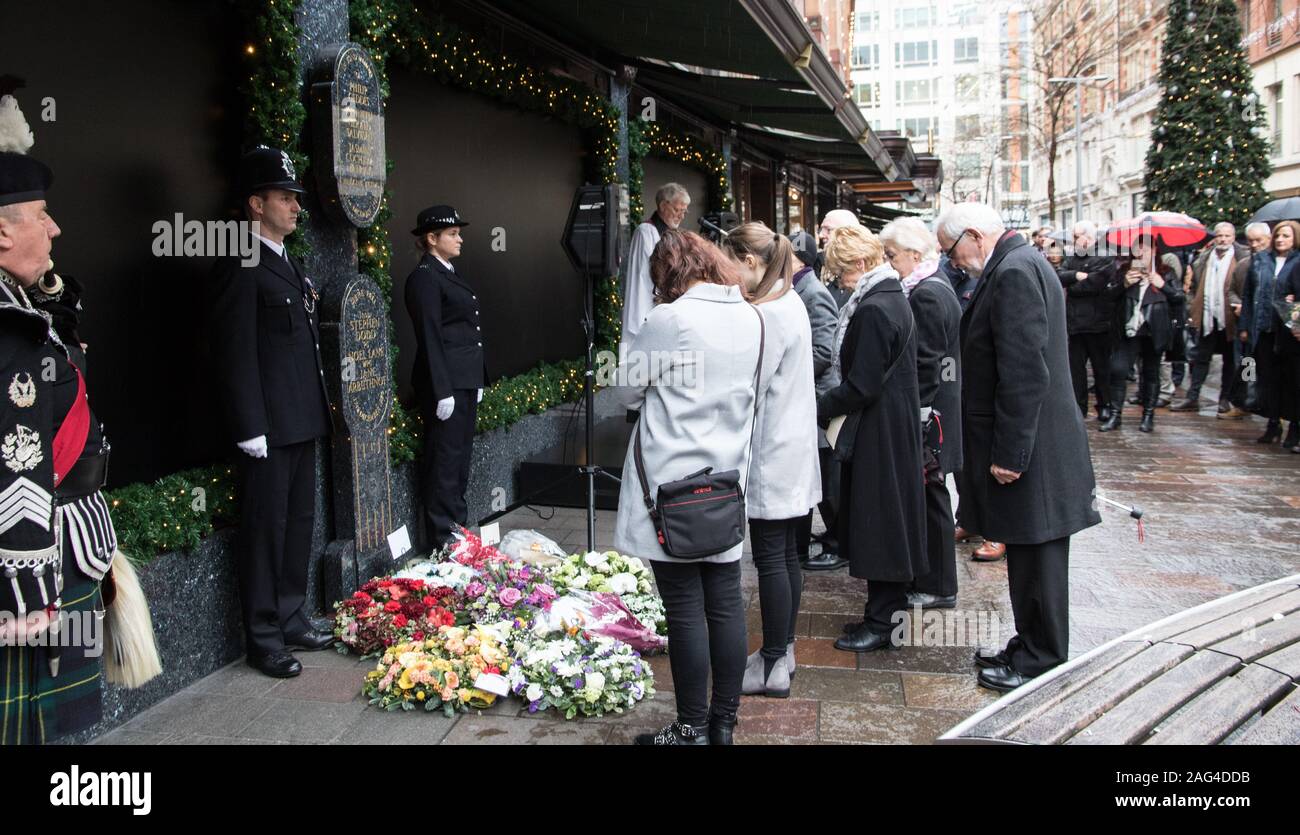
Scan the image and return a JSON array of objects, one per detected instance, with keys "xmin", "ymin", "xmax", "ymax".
[
  {"xmin": 632, "ymin": 306, "xmax": 764, "ymax": 560},
  {"xmin": 830, "ymin": 314, "xmax": 915, "ymax": 464}
]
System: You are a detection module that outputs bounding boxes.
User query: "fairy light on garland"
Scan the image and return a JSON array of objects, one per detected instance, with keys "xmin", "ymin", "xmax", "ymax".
[{"xmin": 628, "ymin": 119, "xmax": 732, "ymax": 222}]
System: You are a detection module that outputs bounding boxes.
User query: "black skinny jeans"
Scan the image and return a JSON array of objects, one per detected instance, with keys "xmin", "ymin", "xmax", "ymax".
[
  {"xmin": 748, "ymin": 517, "xmax": 803, "ymax": 660},
  {"xmin": 650, "ymin": 559, "xmax": 746, "ymax": 727},
  {"xmin": 1110, "ymin": 334, "xmax": 1161, "ymax": 411}
]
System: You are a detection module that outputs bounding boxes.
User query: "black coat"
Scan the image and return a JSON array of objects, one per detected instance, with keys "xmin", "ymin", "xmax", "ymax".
[
  {"xmin": 957, "ymin": 233, "xmax": 1102, "ymax": 545},
  {"xmin": 909, "ymin": 274, "xmax": 963, "ymax": 474},
  {"xmin": 209, "ymin": 242, "xmax": 333, "ymax": 447},
  {"xmin": 1056, "ymin": 253, "xmax": 1120, "ymax": 335},
  {"xmin": 817, "ymin": 278, "xmax": 927, "ymax": 582},
  {"xmin": 1111, "ymin": 256, "xmax": 1184, "ymax": 354},
  {"xmin": 940, "ymin": 256, "xmax": 978, "ymax": 311},
  {"xmin": 404, "ymin": 254, "xmax": 487, "ymax": 401}
]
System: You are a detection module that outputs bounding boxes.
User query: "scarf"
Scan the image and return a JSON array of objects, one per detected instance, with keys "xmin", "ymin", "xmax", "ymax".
[
  {"xmin": 832, "ymin": 262, "xmax": 900, "ymax": 377},
  {"xmin": 900, "ymin": 259, "xmax": 939, "ymax": 297}
]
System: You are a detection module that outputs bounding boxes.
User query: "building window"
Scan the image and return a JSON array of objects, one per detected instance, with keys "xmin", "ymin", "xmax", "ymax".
[
  {"xmin": 955, "ymin": 114, "xmax": 981, "ymax": 139},
  {"xmin": 955, "ymin": 154, "xmax": 982, "ymax": 178},
  {"xmin": 1270, "ymin": 0, "xmax": 1284, "ymax": 46},
  {"xmin": 954, "ymin": 4, "xmax": 982, "ymax": 26},
  {"xmin": 896, "ymin": 5, "xmax": 937, "ymax": 29},
  {"xmin": 896, "ymin": 78, "xmax": 939, "ymax": 106},
  {"xmin": 896, "ymin": 40, "xmax": 938, "ymax": 68},
  {"xmin": 855, "ymin": 81, "xmax": 882, "ymax": 108},
  {"xmin": 1271, "ymin": 82, "xmax": 1284, "ymax": 156},
  {"xmin": 956, "ymin": 74, "xmax": 981, "ymax": 102},
  {"xmin": 897, "ymin": 117, "xmax": 938, "ymax": 141},
  {"xmin": 852, "ymin": 44, "xmax": 880, "ymax": 69},
  {"xmin": 856, "ymin": 10, "xmax": 880, "ymax": 32},
  {"xmin": 1001, "ymin": 161, "xmax": 1030, "ymax": 195},
  {"xmin": 955, "ymin": 37, "xmax": 979, "ymax": 64}
]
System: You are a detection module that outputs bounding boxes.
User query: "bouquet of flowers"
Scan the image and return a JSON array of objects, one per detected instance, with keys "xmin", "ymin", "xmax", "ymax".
[
  {"xmin": 333, "ymin": 578, "xmax": 458, "ymax": 657},
  {"xmin": 1276, "ymin": 298, "xmax": 1300, "ymax": 334},
  {"xmin": 458, "ymin": 560, "xmax": 559, "ymax": 625},
  {"xmin": 443, "ymin": 528, "xmax": 511, "ymax": 571},
  {"xmin": 394, "ymin": 558, "xmax": 480, "ymax": 592},
  {"xmin": 506, "ymin": 630, "xmax": 655, "ymax": 719},
  {"xmin": 546, "ymin": 551, "xmax": 666, "ymax": 636},
  {"xmin": 362, "ymin": 624, "xmax": 512, "ymax": 716}
]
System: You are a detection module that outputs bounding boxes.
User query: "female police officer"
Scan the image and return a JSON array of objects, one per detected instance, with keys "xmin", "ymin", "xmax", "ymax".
[{"xmin": 405, "ymin": 206, "xmax": 486, "ymax": 552}]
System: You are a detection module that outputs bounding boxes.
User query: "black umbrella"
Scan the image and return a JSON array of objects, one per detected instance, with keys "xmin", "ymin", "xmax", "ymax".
[{"xmin": 1249, "ymin": 197, "xmax": 1300, "ymax": 224}]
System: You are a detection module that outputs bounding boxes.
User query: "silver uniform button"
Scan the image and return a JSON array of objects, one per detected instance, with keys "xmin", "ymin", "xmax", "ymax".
[{"xmin": 477, "ymin": 342, "xmax": 482, "ymax": 347}]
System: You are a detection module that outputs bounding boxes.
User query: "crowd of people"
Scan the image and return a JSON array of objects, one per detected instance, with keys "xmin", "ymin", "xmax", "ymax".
[
  {"xmin": 1033, "ymin": 218, "xmax": 1300, "ymax": 445},
  {"xmin": 615, "ymin": 187, "xmax": 1104, "ymax": 745}
]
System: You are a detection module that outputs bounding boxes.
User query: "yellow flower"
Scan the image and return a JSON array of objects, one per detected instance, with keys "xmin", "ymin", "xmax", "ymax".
[
  {"xmin": 458, "ymin": 689, "xmax": 473, "ymax": 702},
  {"xmin": 398, "ymin": 651, "xmax": 423, "ymax": 668},
  {"xmin": 398, "ymin": 670, "xmax": 415, "ymax": 690},
  {"xmin": 417, "ymin": 691, "xmax": 427, "ymax": 701},
  {"xmin": 433, "ymin": 659, "xmax": 453, "ymax": 673}
]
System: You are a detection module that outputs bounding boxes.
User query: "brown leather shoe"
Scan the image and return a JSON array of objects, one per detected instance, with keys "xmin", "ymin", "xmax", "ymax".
[
  {"xmin": 1217, "ymin": 406, "xmax": 1249, "ymax": 420},
  {"xmin": 971, "ymin": 541, "xmax": 1006, "ymax": 562},
  {"xmin": 954, "ymin": 526, "xmax": 983, "ymax": 544}
]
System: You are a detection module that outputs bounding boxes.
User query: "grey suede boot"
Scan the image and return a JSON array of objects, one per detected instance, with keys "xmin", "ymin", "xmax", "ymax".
[
  {"xmin": 785, "ymin": 642, "xmax": 796, "ymax": 681},
  {"xmin": 741, "ymin": 649, "xmax": 791, "ymax": 698}
]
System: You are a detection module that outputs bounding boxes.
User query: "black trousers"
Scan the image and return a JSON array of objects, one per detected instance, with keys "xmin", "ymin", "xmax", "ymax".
[
  {"xmin": 749, "ymin": 517, "xmax": 803, "ymax": 658},
  {"xmin": 795, "ymin": 445, "xmax": 839, "ymax": 556},
  {"xmin": 1004, "ymin": 536, "xmax": 1070, "ymax": 677},
  {"xmin": 237, "ymin": 439, "xmax": 318, "ymax": 657},
  {"xmin": 417, "ymin": 387, "xmax": 478, "ymax": 548},
  {"xmin": 913, "ymin": 477, "xmax": 957, "ymax": 597},
  {"xmin": 864, "ymin": 579, "xmax": 909, "ymax": 633},
  {"xmin": 1186, "ymin": 328, "xmax": 1242, "ymax": 405},
  {"xmin": 1068, "ymin": 331, "xmax": 1113, "ymax": 415},
  {"xmin": 651, "ymin": 559, "xmax": 746, "ymax": 727},
  {"xmin": 1109, "ymin": 334, "xmax": 1161, "ymax": 411}
]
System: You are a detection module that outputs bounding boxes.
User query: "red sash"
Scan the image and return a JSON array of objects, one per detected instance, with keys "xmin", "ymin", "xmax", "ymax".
[{"xmin": 52, "ymin": 363, "xmax": 90, "ymax": 486}]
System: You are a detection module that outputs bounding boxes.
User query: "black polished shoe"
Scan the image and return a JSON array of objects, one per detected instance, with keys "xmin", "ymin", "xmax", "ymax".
[
  {"xmin": 1284, "ymin": 422, "xmax": 1300, "ymax": 451},
  {"xmin": 1256, "ymin": 422, "xmax": 1282, "ymax": 444},
  {"xmin": 248, "ymin": 650, "xmax": 302, "ymax": 678},
  {"xmin": 804, "ymin": 551, "xmax": 848, "ymax": 571},
  {"xmin": 1099, "ymin": 411, "xmax": 1122, "ymax": 432},
  {"xmin": 977, "ymin": 664, "xmax": 1035, "ymax": 693},
  {"xmin": 906, "ymin": 591, "xmax": 957, "ymax": 609},
  {"xmin": 1138, "ymin": 409, "xmax": 1155, "ymax": 433},
  {"xmin": 708, "ymin": 712, "xmax": 737, "ymax": 746},
  {"xmin": 973, "ymin": 648, "xmax": 1010, "ymax": 669},
  {"xmin": 1169, "ymin": 397, "xmax": 1201, "ymax": 412},
  {"xmin": 1097, "ymin": 405, "xmax": 1113, "ymax": 423},
  {"xmin": 1155, "ymin": 397, "xmax": 1172, "ymax": 409},
  {"xmin": 284, "ymin": 629, "xmax": 336, "ymax": 652},
  {"xmin": 834, "ymin": 623, "xmax": 898, "ymax": 653},
  {"xmin": 633, "ymin": 721, "xmax": 709, "ymax": 746}
]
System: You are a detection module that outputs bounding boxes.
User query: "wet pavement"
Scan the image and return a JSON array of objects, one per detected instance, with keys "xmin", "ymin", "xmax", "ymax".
[{"xmin": 94, "ymin": 367, "xmax": 1300, "ymax": 745}]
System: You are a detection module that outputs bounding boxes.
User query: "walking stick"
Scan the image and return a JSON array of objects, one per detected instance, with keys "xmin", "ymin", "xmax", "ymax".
[{"xmin": 1096, "ymin": 494, "xmax": 1146, "ymax": 543}]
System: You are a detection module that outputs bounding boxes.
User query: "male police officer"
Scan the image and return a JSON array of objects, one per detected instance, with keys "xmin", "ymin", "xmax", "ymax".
[{"xmin": 209, "ymin": 146, "xmax": 334, "ymax": 678}]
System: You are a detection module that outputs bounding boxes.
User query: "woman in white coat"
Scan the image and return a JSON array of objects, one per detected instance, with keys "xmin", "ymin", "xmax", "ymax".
[
  {"xmin": 612, "ymin": 230, "xmax": 766, "ymax": 746},
  {"xmin": 721, "ymin": 223, "xmax": 820, "ymax": 698}
]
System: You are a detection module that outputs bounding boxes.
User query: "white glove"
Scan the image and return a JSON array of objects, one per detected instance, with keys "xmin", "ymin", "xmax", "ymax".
[
  {"xmin": 476, "ymin": 389, "xmax": 483, "ymax": 404},
  {"xmin": 436, "ymin": 396, "xmax": 455, "ymax": 421},
  {"xmin": 237, "ymin": 435, "xmax": 268, "ymax": 459}
]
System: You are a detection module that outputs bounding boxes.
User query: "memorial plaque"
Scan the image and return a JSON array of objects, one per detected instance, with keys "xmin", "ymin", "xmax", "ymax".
[
  {"xmin": 336, "ymin": 276, "xmax": 393, "ymax": 554},
  {"xmin": 311, "ymin": 42, "xmax": 386, "ymax": 227}
]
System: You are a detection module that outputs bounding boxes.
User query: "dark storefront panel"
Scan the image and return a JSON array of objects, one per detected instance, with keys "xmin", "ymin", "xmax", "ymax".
[
  {"xmin": 638, "ymin": 156, "xmax": 707, "ymax": 232},
  {"xmin": 5, "ymin": 0, "xmax": 241, "ymax": 485},
  {"xmin": 384, "ymin": 67, "xmax": 587, "ymax": 398}
]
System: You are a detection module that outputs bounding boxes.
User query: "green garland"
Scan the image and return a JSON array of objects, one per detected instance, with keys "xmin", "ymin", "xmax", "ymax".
[
  {"xmin": 628, "ymin": 119, "xmax": 732, "ymax": 222},
  {"xmin": 108, "ymin": 467, "xmax": 241, "ymax": 557}
]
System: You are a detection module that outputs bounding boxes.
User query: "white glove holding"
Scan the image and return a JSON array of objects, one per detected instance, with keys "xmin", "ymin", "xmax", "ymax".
[
  {"xmin": 477, "ymin": 389, "xmax": 483, "ymax": 404},
  {"xmin": 436, "ymin": 396, "xmax": 456, "ymax": 421},
  {"xmin": 237, "ymin": 435, "xmax": 268, "ymax": 459}
]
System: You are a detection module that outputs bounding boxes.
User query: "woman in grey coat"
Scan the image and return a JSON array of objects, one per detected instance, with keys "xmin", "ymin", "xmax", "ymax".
[
  {"xmin": 722, "ymin": 223, "xmax": 821, "ymax": 699},
  {"xmin": 612, "ymin": 230, "xmax": 766, "ymax": 746}
]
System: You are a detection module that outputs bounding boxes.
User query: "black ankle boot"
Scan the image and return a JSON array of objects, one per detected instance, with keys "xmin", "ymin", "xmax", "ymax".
[
  {"xmin": 1257, "ymin": 421, "xmax": 1282, "ymax": 444},
  {"xmin": 708, "ymin": 711, "xmax": 737, "ymax": 746},
  {"xmin": 1139, "ymin": 409, "xmax": 1155, "ymax": 433},
  {"xmin": 634, "ymin": 721, "xmax": 709, "ymax": 746},
  {"xmin": 1100, "ymin": 410, "xmax": 1122, "ymax": 432},
  {"xmin": 1284, "ymin": 422, "xmax": 1300, "ymax": 451}
]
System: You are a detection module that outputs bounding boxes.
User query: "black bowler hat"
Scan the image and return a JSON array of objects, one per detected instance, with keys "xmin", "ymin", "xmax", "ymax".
[
  {"xmin": 0, "ymin": 95, "xmax": 51, "ymax": 206},
  {"xmin": 237, "ymin": 144, "xmax": 305, "ymax": 197},
  {"xmin": 411, "ymin": 205, "xmax": 469, "ymax": 236}
]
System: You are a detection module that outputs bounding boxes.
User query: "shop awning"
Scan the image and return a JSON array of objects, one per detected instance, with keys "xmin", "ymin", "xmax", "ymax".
[{"xmin": 483, "ymin": 0, "xmax": 898, "ymax": 180}]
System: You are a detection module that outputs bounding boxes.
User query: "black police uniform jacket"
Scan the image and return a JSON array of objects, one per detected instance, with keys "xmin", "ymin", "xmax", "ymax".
[
  {"xmin": 405, "ymin": 254, "xmax": 487, "ymax": 401},
  {"xmin": 208, "ymin": 242, "xmax": 333, "ymax": 447},
  {"xmin": 956, "ymin": 233, "xmax": 1102, "ymax": 545}
]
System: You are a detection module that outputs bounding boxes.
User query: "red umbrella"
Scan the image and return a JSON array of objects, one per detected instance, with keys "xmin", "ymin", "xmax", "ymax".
[{"xmin": 1105, "ymin": 211, "xmax": 1208, "ymax": 249}]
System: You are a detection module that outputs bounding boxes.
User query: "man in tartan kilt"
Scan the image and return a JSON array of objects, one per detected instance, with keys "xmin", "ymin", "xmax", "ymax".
[{"xmin": 0, "ymin": 95, "xmax": 113, "ymax": 744}]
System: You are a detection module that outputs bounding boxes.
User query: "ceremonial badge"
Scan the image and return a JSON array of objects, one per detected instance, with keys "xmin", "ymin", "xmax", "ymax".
[
  {"xmin": 2, "ymin": 424, "xmax": 43, "ymax": 473},
  {"xmin": 8, "ymin": 373, "xmax": 35, "ymax": 408}
]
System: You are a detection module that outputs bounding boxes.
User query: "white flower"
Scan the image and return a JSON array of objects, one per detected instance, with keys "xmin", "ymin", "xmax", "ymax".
[
  {"xmin": 556, "ymin": 661, "xmax": 579, "ymax": 677},
  {"xmin": 583, "ymin": 552, "xmax": 607, "ymax": 568},
  {"xmin": 586, "ymin": 671, "xmax": 606, "ymax": 692},
  {"xmin": 550, "ymin": 685, "xmax": 564, "ymax": 697},
  {"xmin": 608, "ymin": 572, "xmax": 638, "ymax": 595},
  {"xmin": 625, "ymin": 556, "xmax": 646, "ymax": 574},
  {"xmin": 569, "ymin": 574, "xmax": 589, "ymax": 589},
  {"xmin": 525, "ymin": 683, "xmax": 544, "ymax": 702}
]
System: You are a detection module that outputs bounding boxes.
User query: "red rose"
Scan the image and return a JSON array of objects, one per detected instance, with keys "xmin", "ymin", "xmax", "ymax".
[
  {"xmin": 352, "ymin": 591, "xmax": 372, "ymax": 603},
  {"xmin": 393, "ymin": 614, "xmax": 408, "ymax": 628},
  {"xmin": 422, "ymin": 595, "xmax": 437, "ymax": 607},
  {"xmin": 384, "ymin": 601, "xmax": 401, "ymax": 613},
  {"xmin": 413, "ymin": 631, "xmax": 425, "ymax": 640}
]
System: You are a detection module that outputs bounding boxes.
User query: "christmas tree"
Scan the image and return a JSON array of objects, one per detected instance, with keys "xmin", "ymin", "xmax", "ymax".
[{"xmin": 1143, "ymin": 0, "xmax": 1271, "ymax": 226}]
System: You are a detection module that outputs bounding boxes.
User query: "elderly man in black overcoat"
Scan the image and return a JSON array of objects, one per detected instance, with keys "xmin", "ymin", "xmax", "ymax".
[{"xmin": 936, "ymin": 204, "xmax": 1101, "ymax": 692}]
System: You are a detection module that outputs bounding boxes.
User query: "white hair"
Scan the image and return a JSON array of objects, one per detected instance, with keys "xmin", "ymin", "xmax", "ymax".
[
  {"xmin": 1073, "ymin": 220, "xmax": 1097, "ymax": 238},
  {"xmin": 879, "ymin": 217, "xmax": 939, "ymax": 261},
  {"xmin": 655, "ymin": 183, "xmax": 691, "ymax": 206},
  {"xmin": 821, "ymin": 208, "xmax": 860, "ymax": 229},
  {"xmin": 935, "ymin": 203, "xmax": 1004, "ymax": 242},
  {"xmin": 1246, "ymin": 221, "xmax": 1270, "ymax": 238}
]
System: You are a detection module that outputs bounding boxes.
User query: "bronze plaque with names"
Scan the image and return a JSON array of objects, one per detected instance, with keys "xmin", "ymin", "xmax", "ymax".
[
  {"xmin": 338, "ymin": 277, "xmax": 393, "ymax": 553},
  {"xmin": 311, "ymin": 42, "xmax": 386, "ymax": 227}
]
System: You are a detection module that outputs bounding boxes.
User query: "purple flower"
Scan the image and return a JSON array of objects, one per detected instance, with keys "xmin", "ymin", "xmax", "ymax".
[
  {"xmin": 573, "ymin": 677, "xmax": 585, "ymax": 689},
  {"xmin": 528, "ymin": 700, "xmax": 540, "ymax": 713},
  {"xmin": 465, "ymin": 582, "xmax": 487, "ymax": 598}
]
